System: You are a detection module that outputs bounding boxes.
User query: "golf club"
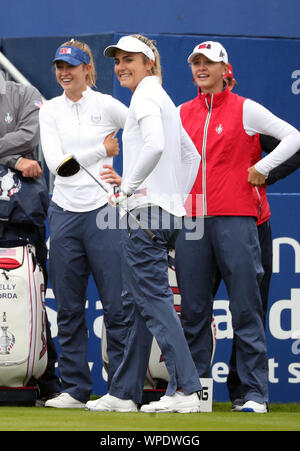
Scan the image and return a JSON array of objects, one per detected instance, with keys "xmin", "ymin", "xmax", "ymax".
[{"xmin": 56, "ymin": 155, "xmax": 158, "ymax": 242}]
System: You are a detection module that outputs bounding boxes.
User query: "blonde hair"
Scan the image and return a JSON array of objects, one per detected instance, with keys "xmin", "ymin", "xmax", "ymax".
[
  {"xmin": 59, "ymin": 39, "xmax": 97, "ymax": 87},
  {"xmin": 130, "ymin": 34, "xmax": 162, "ymax": 83}
]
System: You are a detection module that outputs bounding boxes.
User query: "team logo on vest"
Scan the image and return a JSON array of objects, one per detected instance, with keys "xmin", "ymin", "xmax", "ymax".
[
  {"xmin": 34, "ymin": 100, "xmax": 43, "ymax": 109},
  {"xmin": 91, "ymin": 114, "xmax": 102, "ymax": 124},
  {"xmin": 216, "ymin": 123, "xmax": 223, "ymax": 134},
  {"xmin": 4, "ymin": 112, "xmax": 13, "ymax": 124},
  {"xmin": 0, "ymin": 168, "xmax": 22, "ymax": 201}
]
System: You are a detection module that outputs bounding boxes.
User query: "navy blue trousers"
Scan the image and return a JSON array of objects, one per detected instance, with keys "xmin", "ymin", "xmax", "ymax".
[
  {"xmin": 175, "ymin": 216, "xmax": 269, "ymax": 403},
  {"xmin": 109, "ymin": 207, "xmax": 202, "ymax": 404},
  {"xmin": 48, "ymin": 202, "xmax": 128, "ymax": 402},
  {"xmin": 226, "ymin": 219, "xmax": 272, "ymax": 401}
]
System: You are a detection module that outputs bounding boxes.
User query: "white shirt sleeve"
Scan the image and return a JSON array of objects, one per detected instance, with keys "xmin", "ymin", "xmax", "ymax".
[
  {"xmin": 39, "ymin": 104, "xmax": 70, "ymax": 175},
  {"xmin": 180, "ymin": 125, "xmax": 201, "ymax": 195},
  {"xmin": 39, "ymin": 101, "xmax": 107, "ymax": 173},
  {"xmin": 135, "ymin": 97, "xmax": 161, "ymax": 121},
  {"xmin": 243, "ymin": 99, "xmax": 300, "ymax": 175},
  {"xmin": 75, "ymin": 144, "xmax": 106, "ymax": 167},
  {"xmin": 122, "ymin": 114, "xmax": 164, "ymax": 195}
]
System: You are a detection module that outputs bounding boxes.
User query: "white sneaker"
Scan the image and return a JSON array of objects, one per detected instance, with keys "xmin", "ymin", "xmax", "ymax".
[
  {"xmin": 85, "ymin": 394, "xmax": 137, "ymax": 412},
  {"xmin": 231, "ymin": 398, "xmax": 244, "ymax": 412},
  {"xmin": 140, "ymin": 391, "xmax": 201, "ymax": 413},
  {"xmin": 45, "ymin": 392, "xmax": 85, "ymax": 409},
  {"xmin": 241, "ymin": 400, "xmax": 268, "ymax": 413}
]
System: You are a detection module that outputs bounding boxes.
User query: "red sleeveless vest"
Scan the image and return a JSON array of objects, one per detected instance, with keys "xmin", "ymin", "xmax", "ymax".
[{"xmin": 180, "ymin": 87, "xmax": 260, "ymax": 218}]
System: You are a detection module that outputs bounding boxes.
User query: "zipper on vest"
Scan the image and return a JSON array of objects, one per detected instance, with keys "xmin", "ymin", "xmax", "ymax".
[{"xmin": 202, "ymin": 94, "xmax": 213, "ymax": 216}]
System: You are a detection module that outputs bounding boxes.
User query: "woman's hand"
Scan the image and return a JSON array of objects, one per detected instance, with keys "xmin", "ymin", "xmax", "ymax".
[
  {"xmin": 100, "ymin": 164, "xmax": 122, "ymax": 186},
  {"xmin": 104, "ymin": 132, "xmax": 120, "ymax": 157},
  {"xmin": 248, "ymin": 166, "xmax": 267, "ymax": 186}
]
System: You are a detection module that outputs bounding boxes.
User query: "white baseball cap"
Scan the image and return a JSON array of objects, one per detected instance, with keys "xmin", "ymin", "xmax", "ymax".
[
  {"xmin": 104, "ymin": 36, "xmax": 155, "ymax": 61},
  {"xmin": 187, "ymin": 41, "xmax": 228, "ymax": 64}
]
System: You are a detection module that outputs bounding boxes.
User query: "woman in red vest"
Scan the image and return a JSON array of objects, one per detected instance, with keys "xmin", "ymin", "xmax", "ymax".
[{"xmin": 175, "ymin": 41, "xmax": 300, "ymax": 413}]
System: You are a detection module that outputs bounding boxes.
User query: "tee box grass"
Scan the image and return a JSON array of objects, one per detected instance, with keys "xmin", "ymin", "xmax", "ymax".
[{"xmin": 0, "ymin": 402, "xmax": 299, "ymax": 432}]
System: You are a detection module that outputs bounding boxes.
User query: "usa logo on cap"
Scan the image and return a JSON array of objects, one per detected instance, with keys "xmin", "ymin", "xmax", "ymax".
[
  {"xmin": 59, "ymin": 47, "xmax": 72, "ymax": 55},
  {"xmin": 198, "ymin": 43, "xmax": 211, "ymax": 49}
]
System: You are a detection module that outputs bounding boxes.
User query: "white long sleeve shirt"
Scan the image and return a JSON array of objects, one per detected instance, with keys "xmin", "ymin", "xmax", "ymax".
[
  {"xmin": 121, "ymin": 76, "xmax": 200, "ymax": 217},
  {"xmin": 243, "ymin": 99, "xmax": 300, "ymax": 175},
  {"xmin": 39, "ymin": 87, "xmax": 128, "ymax": 212}
]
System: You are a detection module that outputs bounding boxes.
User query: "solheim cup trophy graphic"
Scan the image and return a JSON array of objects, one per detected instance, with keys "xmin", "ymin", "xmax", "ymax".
[
  {"xmin": 0, "ymin": 312, "xmax": 15, "ymax": 355},
  {"xmin": 0, "ymin": 169, "xmax": 17, "ymax": 201}
]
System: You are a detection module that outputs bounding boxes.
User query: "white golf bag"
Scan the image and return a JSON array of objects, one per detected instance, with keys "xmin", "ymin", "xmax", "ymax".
[
  {"xmin": 0, "ymin": 244, "xmax": 47, "ymax": 392},
  {"xmin": 101, "ymin": 250, "xmax": 216, "ymax": 410}
]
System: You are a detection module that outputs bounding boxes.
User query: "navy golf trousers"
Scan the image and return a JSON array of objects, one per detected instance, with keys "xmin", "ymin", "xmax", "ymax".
[
  {"xmin": 226, "ymin": 219, "xmax": 273, "ymax": 401},
  {"xmin": 175, "ymin": 216, "xmax": 269, "ymax": 403},
  {"xmin": 48, "ymin": 201, "xmax": 128, "ymax": 402},
  {"xmin": 108, "ymin": 207, "xmax": 202, "ymax": 404}
]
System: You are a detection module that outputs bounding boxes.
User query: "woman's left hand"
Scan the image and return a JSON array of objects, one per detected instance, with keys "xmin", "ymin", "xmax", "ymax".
[
  {"xmin": 248, "ymin": 166, "xmax": 267, "ymax": 186},
  {"xmin": 100, "ymin": 164, "xmax": 122, "ymax": 186}
]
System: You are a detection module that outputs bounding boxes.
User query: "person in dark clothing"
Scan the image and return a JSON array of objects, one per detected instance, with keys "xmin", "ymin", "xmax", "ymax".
[
  {"xmin": 0, "ymin": 70, "xmax": 61, "ymax": 405},
  {"xmin": 261, "ymin": 135, "xmax": 300, "ymax": 185}
]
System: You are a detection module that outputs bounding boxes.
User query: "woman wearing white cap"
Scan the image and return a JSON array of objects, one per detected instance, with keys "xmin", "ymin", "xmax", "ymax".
[
  {"xmin": 175, "ymin": 41, "xmax": 300, "ymax": 413},
  {"xmin": 86, "ymin": 34, "xmax": 202, "ymax": 413},
  {"xmin": 39, "ymin": 39, "xmax": 129, "ymax": 408}
]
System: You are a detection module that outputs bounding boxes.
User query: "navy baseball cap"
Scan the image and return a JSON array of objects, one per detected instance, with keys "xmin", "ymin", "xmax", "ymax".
[{"xmin": 53, "ymin": 46, "xmax": 90, "ymax": 66}]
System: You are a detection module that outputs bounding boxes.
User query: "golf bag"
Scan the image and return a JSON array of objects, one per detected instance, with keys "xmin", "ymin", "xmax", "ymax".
[
  {"xmin": 101, "ymin": 250, "xmax": 216, "ymax": 409},
  {"xmin": 0, "ymin": 244, "xmax": 48, "ymax": 405}
]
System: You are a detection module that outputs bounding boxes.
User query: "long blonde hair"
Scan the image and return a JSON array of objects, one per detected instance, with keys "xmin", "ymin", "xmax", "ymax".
[
  {"xmin": 130, "ymin": 34, "xmax": 162, "ymax": 83},
  {"xmin": 59, "ymin": 39, "xmax": 97, "ymax": 87}
]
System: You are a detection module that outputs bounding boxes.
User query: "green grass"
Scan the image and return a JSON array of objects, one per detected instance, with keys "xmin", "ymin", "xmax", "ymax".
[{"xmin": 0, "ymin": 402, "xmax": 299, "ymax": 431}]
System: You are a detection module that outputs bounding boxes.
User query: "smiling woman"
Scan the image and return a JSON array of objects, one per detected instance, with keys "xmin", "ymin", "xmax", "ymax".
[
  {"xmin": 106, "ymin": 34, "xmax": 162, "ymax": 92},
  {"xmin": 38, "ymin": 39, "xmax": 129, "ymax": 409},
  {"xmin": 85, "ymin": 34, "xmax": 202, "ymax": 414},
  {"xmin": 113, "ymin": 51, "xmax": 153, "ymax": 92},
  {"xmin": 52, "ymin": 39, "xmax": 96, "ymax": 102},
  {"xmin": 175, "ymin": 40, "xmax": 300, "ymax": 414},
  {"xmin": 190, "ymin": 55, "xmax": 227, "ymax": 94},
  {"xmin": 55, "ymin": 61, "xmax": 90, "ymax": 102}
]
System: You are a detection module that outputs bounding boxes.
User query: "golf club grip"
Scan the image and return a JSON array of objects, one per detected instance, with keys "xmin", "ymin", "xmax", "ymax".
[
  {"xmin": 126, "ymin": 210, "xmax": 158, "ymax": 242},
  {"xmin": 144, "ymin": 227, "xmax": 158, "ymax": 242}
]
